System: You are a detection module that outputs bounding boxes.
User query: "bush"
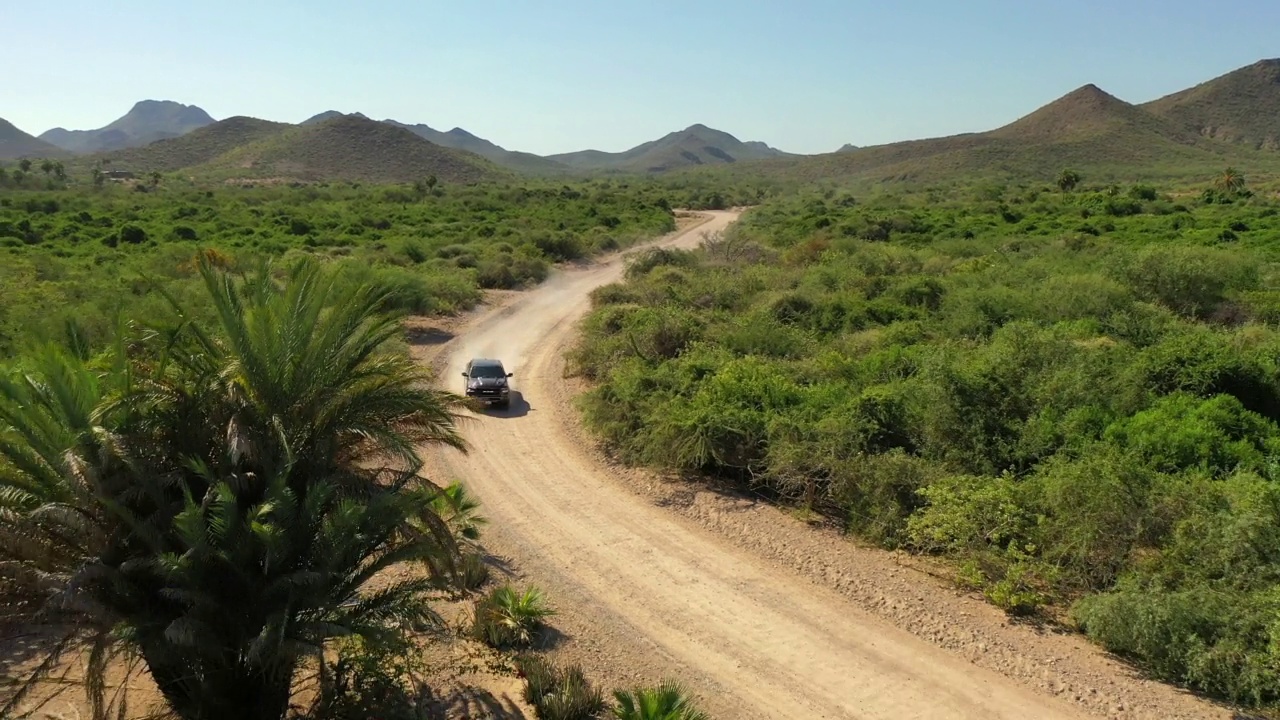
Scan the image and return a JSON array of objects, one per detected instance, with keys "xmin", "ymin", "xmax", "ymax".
[
  {"xmin": 517, "ymin": 655, "xmax": 606, "ymax": 720},
  {"xmin": 308, "ymin": 638, "xmax": 432, "ymax": 720},
  {"xmin": 118, "ymin": 224, "xmax": 148, "ymax": 244},
  {"xmin": 1073, "ymin": 588, "xmax": 1280, "ymax": 705},
  {"xmin": 625, "ymin": 247, "xmax": 699, "ymax": 279},
  {"xmin": 612, "ymin": 681, "xmax": 710, "ymax": 720},
  {"xmin": 471, "ymin": 584, "xmax": 556, "ymax": 648}
]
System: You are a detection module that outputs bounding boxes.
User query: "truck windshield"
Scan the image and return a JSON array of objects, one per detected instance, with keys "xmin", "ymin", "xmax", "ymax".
[{"xmin": 470, "ymin": 365, "xmax": 506, "ymax": 378}]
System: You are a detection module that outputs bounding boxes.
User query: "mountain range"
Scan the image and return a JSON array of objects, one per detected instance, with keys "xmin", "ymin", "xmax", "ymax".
[
  {"xmin": 39, "ymin": 100, "xmax": 214, "ymax": 154},
  {"xmin": 2, "ymin": 58, "xmax": 1278, "ymax": 184}
]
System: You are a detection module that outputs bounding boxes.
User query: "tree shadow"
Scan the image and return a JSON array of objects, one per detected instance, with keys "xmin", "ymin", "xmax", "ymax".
[
  {"xmin": 484, "ymin": 392, "xmax": 531, "ymax": 419},
  {"xmin": 534, "ymin": 624, "xmax": 571, "ymax": 652},
  {"xmin": 404, "ymin": 326, "xmax": 454, "ymax": 346},
  {"xmin": 481, "ymin": 552, "xmax": 519, "ymax": 581},
  {"xmin": 422, "ymin": 685, "xmax": 525, "ymax": 720},
  {"xmin": 0, "ymin": 626, "xmax": 65, "ymax": 686}
]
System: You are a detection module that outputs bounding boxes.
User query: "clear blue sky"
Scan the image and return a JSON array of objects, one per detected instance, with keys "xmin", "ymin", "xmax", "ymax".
[{"xmin": 5, "ymin": 0, "xmax": 1278, "ymax": 155}]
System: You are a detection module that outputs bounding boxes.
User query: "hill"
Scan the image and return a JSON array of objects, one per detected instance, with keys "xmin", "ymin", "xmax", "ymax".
[
  {"xmin": 1142, "ymin": 59, "xmax": 1280, "ymax": 151},
  {"xmin": 728, "ymin": 82, "xmax": 1274, "ymax": 186},
  {"xmin": 0, "ymin": 118, "xmax": 69, "ymax": 160},
  {"xmin": 547, "ymin": 124, "xmax": 792, "ymax": 172},
  {"xmin": 94, "ymin": 116, "xmax": 292, "ymax": 172},
  {"xmin": 195, "ymin": 115, "xmax": 506, "ymax": 184},
  {"xmin": 302, "ymin": 110, "xmax": 368, "ymax": 125},
  {"xmin": 987, "ymin": 84, "xmax": 1201, "ymax": 145},
  {"xmin": 385, "ymin": 120, "xmax": 569, "ymax": 175},
  {"xmin": 40, "ymin": 100, "xmax": 214, "ymax": 153}
]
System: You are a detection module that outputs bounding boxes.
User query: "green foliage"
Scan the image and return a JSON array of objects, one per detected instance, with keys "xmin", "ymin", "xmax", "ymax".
[
  {"xmin": 517, "ymin": 655, "xmax": 607, "ymax": 720},
  {"xmin": 0, "ymin": 260, "xmax": 474, "ymax": 720},
  {"xmin": 307, "ymin": 637, "xmax": 434, "ymax": 720},
  {"xmin": 571, "ymin": 184, "xmax": 1280, "ymax": 705},
  {"xmin": 0, "ymin": 180, "xmax": 677, "ymax": 355},
  {"xmin": 471, "ymin": 584, "xmax": 556, "ymax": 649},
  {"xmin": 612, "ymin": 682, "xmax": 710, "ymax": 720}
]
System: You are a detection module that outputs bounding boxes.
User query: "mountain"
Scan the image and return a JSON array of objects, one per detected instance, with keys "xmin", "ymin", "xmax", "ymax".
[
  {"xmin": 40, "ymin": 100, "xmax": 214, "ymax": 154},
  {"xmin": 384, "ymin": 121, "xmax": 568, "ymax": 175},
  {"xmin": 302, "ymin": 110, "xmax": 368, "ymax": 125},
  {"xmin": 95, "ymin": 116, "xmax": 293, "ymax": 172},
  {"xmin": 0, "ymin": 118, "xmax": 69, "ymax": 160},
  {"xmin": 738, "ymin": 82, "xmax": 1263, "ymax": 185},
  {"xmin": 838, "ymin": 144, "xmax": 860, "ymax": 152},
  {"xmin": 547, "ymin": 124, "xmax": 792, "ymax": 173},
  {"xmin": 988, "ymin": 84, "xmax": 1200, "ymax": 146},
  {"xmin": 1142, "ymin": 59, "xmax": 1280, "ymax": 151},
  {"xmin": 192, "ymin": 115, "xmax": 505, "ymax": 184}
]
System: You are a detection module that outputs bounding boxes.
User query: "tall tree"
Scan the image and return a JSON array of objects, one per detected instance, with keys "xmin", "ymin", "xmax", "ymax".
[{"xmin": 17, "ymin": 158, "xmax": 32, "ymax": 173}]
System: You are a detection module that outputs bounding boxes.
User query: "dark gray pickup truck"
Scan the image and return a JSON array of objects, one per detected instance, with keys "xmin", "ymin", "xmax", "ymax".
[{"xmin": 462, "ymin": 358, "xmax": 513, "ymax": 409}]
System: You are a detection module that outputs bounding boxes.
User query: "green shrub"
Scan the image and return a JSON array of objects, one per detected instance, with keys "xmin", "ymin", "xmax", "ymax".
[
  {"xmin": 517, "ymin": 655, "xmax": 607, "ymax": 720},
  {"xmin": 1073, "ymin": 588, "xmax": 1280, "ymax": 705},
  {"xmin": 307, "ymin": 639, "xmax": 432, "ymax": 720},
  {"xmin": 612, "ymin": 681, "xmax": 710, "ymax": 720},
  {"xmin": 471, "ymin": 584, "xmax": 556, "ymax": 648}
]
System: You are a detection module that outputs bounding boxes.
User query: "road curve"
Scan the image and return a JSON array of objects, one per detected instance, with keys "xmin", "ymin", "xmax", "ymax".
[{"xmin": 427, "ymin": 211, "xmax": 1088, "ymax": 719}]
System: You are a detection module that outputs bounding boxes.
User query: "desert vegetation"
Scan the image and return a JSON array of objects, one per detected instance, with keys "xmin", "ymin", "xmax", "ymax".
[
  {"xmin": 571, "ymin": 174, "xmax": 1280, "ymax": 706},
  {"xmin": 0, "ymin": 178, "xmax": 706, "ymax": 354}
]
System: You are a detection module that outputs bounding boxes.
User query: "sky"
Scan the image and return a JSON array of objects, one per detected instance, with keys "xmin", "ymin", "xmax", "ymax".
[{"xmin": 5, "ymin": 0, "xmax": 1279, "ymax": 155}]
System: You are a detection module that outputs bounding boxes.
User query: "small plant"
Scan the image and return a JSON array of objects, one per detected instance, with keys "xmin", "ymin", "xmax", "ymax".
[
  {"xmin": 471, "ymin": 584, "xmax": 556, "ymax": 648},
  {"xmin": 431, "ymin": 482, "xmax": 488, "ymax": 542},
  {"xmin": 305, "ymin": 637, "xmax": 433, "ymax": 720},
  {"xmin": 613, "ymin": 681, "xmax": 710, "ymax": 720},
  {"xmin": 455, "ymin": 552, "xmax": 491, "ymax": 592},
  {"xmin": 517, "ymin": 655, "xmax": 606, "ymax": 720}
]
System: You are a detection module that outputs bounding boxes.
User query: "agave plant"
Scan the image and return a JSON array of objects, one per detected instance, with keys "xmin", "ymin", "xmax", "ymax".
[
  {"xmin": 613, "ymin": 681, "xmax": 709, "ymax": 720},
  {"xmin": 0, "ymin": 258, "xmax": 472, "ymax": 720}
]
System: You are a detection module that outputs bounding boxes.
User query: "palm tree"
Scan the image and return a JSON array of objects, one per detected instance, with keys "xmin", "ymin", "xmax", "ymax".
[
  {"xmin": 1056, "ymin": 169, "xmax": 1080, "ymax": 193},
  {"xmin": 1215, "ymin": 167, "xmax": 1246, "ymax": 195},
  {"xmin": 613, "ymin": 681, "xmax": 710, "ymax": 720},
  {"xmin": 1, "ymin": 259, "xmax": 474, "ymax": 720}
]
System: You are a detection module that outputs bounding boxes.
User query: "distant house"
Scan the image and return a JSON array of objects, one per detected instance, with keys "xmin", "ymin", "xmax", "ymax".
[{"xmin": 103, "ymin": 170, "xmax": 135, "ymax": 180}]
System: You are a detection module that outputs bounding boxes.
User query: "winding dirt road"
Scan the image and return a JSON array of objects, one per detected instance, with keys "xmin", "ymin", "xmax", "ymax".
[{"xmin": 421, "ymin": 212, "xmax": 1232, "ymax": 720}]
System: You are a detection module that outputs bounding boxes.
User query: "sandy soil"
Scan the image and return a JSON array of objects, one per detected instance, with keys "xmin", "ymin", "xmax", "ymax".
[{"xmin": 416, "ymin": 211, "xmax": 1246, "ymax": 720}]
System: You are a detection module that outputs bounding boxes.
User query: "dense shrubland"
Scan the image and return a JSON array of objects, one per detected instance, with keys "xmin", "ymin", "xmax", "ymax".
[
  {"xmin": 572, "ymin": 179, "xmax": 1280, "ymax": 706},
  {"xmin": 0, "ymin": 178, "xmax": 696, "ymax": 354}
]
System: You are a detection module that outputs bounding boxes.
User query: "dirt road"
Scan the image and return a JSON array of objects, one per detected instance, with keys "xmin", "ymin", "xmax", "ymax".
[{"xmin": 423, "ymin": 212, "xmax": 1232, "ymax": 720}]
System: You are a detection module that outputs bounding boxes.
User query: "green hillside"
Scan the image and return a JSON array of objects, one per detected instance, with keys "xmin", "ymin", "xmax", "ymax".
[
  {"xmin": 548, "ymin": 124, "xmax": 792, "ymax": 173},
  {"xmin": 386, "ymin": 121, "xmax": 571, "ymax": 175},
  {"xmin": 91, "ymin": 116, "xmax": 292, "ymax": 173},
  {"xmin": 712, "ymin": 83, "xmax": 1280, "ymax": 186},
  {"xmin": 195, "ymin": 115, "xmax": 507, "ymax": 184},
  {"xmin": 0, "ymin": 118, "xmax": 70, "ymax": 160},
  {"xmin": 1143, "ymin": 59, "xmax": 1280, "ymax": 151}
]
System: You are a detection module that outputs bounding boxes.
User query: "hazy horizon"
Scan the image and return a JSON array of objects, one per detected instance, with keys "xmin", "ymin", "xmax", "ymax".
[{"xmin": 6, "ymin": 0, "xmax": 1278, "ymax": 155}]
